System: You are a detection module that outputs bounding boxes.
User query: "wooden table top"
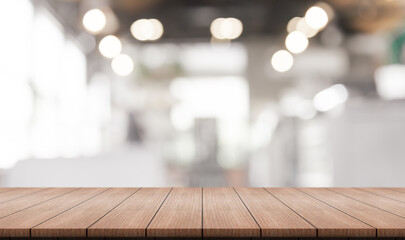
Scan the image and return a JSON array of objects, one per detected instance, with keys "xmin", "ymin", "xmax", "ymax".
[{"xmin": 0, "ymin": 188, "xmax": 405, "ymax": 238}]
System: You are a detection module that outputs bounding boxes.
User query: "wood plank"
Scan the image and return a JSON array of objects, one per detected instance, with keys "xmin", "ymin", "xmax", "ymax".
[
  {"xmin": 330, "ymin": 188, "xmax": 405, "ymax": 219},
  {"xmin": 390, "ymin": 188, "xmax": 405, "ymax": 194},
  {"xmin": 32, "ymin": 188, "xmax": 138, "ymax": 237},
  {"xmin": 300, "ymin": 188, "xmax": 405, "ymax": 237},
  {"xmin": 0, "ymin": 188, "xmax": 44, "ymax": 204},
  {"xmin": 203, "ymin": 188, "xmax": 260, "ymax": 237},
  {"xmin": 0, "ymin": 188, "xmax": 77, "ymax": 218},
  {"xmin": 88, "ymin": 188, "xmax": 171, "ymax": 237},
  {"xmin": 147, "ymin": 188, "xmax": 202, "ymax": 237},
  {"xmin": 0, "ymin": 188, "xmax": 18, "ymax": 194},
  {"xmin": 266, "ymin": 188, "xmax": 375, "ymax": 237},
  {"xmin": 235, "ymin": 188, "xmax": 316, "ymax": 237},
  {"xmin": 360, "ymin": 188, "xmax": 405, "ymax": 203},
  {"xmin": 0, "ymin": 188, "xmax": 106, "ymax": 237}
]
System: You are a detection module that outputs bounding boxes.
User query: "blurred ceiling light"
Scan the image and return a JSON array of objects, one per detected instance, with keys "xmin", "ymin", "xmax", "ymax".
[
  {"xmin": 295, "ymin": 18, "xmax": 318, "ymax": 38},
  {"xmin": 285, "ymin": 31, "xmax": 309, "ymax": 54},
  {"xmin": 305, "ymin": 6, "xmax": 329, "ymax": 30},
  {"xmin": 98, "ymin": 35, "xmax": 122, "ymax": 58},
  {"xmin": 287, "ymin": 17, "xmax": 318, "ymax": 38},
  {"xmin": 130, "ymin": 18, "xmax": 164, "ymax": 41},
  {"xmin": 313, "ymin": 84, "xmax": 348, "ymax": 112},
  {"xmin": 375, "ymin": 64, "xmax": 405, "ymax": 100},
  {"xmin": 111, "ymin": 54, "xmax": 134, "ymax": 76},
  {"xmin": 210, "ymin": 17, "xmax": 243, "ymax": 40},
  {"xmin": 82, "ymin": 9, "xmax": 106, "ymax": 34},
  {"xmin": 315, "ymin": 2, "xmax": 335, "ymax": 21},
  {"xmin": 287, "ymin": 17, "xmax": 301, "ymax": 33},
  {"xmin": 271, "ymin": 50, "xmax": 294, "ymax": 72}
]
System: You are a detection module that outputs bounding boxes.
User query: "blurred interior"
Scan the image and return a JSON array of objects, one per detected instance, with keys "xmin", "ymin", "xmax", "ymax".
[{"xmin": 1, "ymin": 0, "xmax": 405, "ymax": 187}]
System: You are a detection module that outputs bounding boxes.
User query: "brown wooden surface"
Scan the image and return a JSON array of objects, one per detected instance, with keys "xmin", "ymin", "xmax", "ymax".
[
  {"xmin": 266, "ymin": 188, "xmax": 375, "ymax": 237},
  {"xmin": 359, "ymin": 188, "xmax": 405, "ymax": 203},
  {"xmin": 0, "ymin": 188, "xmax": 404, "ymax": 238},
  {"xmin": 32, "ymin": 188, "xmax": 137, "ymax": 237},
  {"xmin": 299, "ymin": 188, "xmax": 405, "ymax": 237},
  {"xmin": 0, "ymin": 188, "xmax": 43, "ymax": 204},
  {"xmin": 330, "ymin": 188, "xmax": 405, "ymax": 218},
  {"xmin": 0, "ymin": 188, "xmax": 103, "ymax": 237},
  {"xmin": 88, "ymin": 188, "xmax": 171, "ymax": 237},
  {"xmin": 148, "ymin": 188, "xmax": 202, "ymax": 237},
  {"xmin": 203, "ymin": 188, "xmax": 260, "ymax": 237},
  {"xmin": 235, "ymin": 188, "xmax": 316, "ymax": 237},
  {"xmin": 0, "ymin": 188, "xmax": 77, "ymax": 218}
]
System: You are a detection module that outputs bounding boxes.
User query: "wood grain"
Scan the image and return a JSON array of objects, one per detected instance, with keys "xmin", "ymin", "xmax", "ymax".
[
  {"xmin": 88, "ymin": 188, "xmax": 171, "ymax": 237},
  {"xmin": 0, "ymin": 188, "xmax": 77, "ymax": 218},
  {"xmin": 0, "ymin": 188, "xmax": 105, "ymax": 237},
  {"xmin": 360, "ymin": 188, "xmax": 405, "ymax": 203},
  {"xmin": 203, "ymin": 188, "xmax": 260, "ymax": 237},
  {"xmin": 235, "ymin": 188, "xmax": 316, "ymax": 237},
  {"xmin": 148, "ymin": 188, "xmax": 202, "ymax": 237},
  {"xmin": 32, "ymin": 188, "xmax": 138, "ymax": 237},
  {"xmin": 300, "ymin": 188, "xmax": 405, "ymax": 237},
  {"xmin": 0, "ymin": 187, "xmax": 403, "ymax": 238},
  {"xmin": 0, "ymin": 188, "xmax": 44, "ymax": 204},
  {"xmin": 266, "ymin": 188, "xmax": 375, "ymax": 237},
  {"xmin": 330, "ymin": 188, "xmax": 405, "ymax": 219}
]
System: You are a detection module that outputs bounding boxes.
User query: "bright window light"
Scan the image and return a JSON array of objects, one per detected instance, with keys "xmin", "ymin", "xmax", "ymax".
[{"xmin": 170, "ymin": 76, "xmax": 249, "ymax": 119}]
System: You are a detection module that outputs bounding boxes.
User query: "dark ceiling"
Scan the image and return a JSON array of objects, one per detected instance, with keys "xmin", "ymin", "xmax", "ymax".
[{"xmin": 43, "ymin": 0, "xmax": 405, "ymax": 41}]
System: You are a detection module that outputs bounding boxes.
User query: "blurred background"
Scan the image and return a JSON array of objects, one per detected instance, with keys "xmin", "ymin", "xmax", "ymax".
[{"xmin": 1, "ymin": 0, "xmax": 405, "ymax": 187}]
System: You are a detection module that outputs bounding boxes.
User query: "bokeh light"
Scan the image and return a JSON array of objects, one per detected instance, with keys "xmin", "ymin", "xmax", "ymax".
[
  {"xmin": 111, "ymin": 54, "xmax": 134, "ymax": 76},
  {"xmin": 271, "ymin": 50, "xmax": 294, "ymax": 72},
  {"xmin": 210, "ymin": 17, "xmax": 243, "ymax": 40},
  {"xmin": 130, "ymin": 18, "xmax": 164, "ymax": 41},
  {"xmin": 288, "ymin": 17, "xmax": 318, "ymax": 38},
  {"xmin": 313, "ymin": 84, "xmax": 348, "ymax": 112},
  {"xmin": 305, "ymin": 6, "xmax": 329, "ymax": 30},
  {"xmin": 285, "ymin": 31, "xmax": 309, "ymax": 54},
  {"xmin": 82, "ymin": 9, "xmax": 106, "ymax": 34},
  {"xmin": 98, "ymin": 35, "xmax": 122, "ymax": 58}
]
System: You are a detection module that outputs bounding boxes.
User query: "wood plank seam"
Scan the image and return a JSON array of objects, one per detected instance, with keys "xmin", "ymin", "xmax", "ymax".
[
  {"xmin": 85, "ymin": 188, "xmax": 143, "ymax": 237},
  {"xmin": 30, "ymin": 188, "xmax": 112, "ymax": 237},
  {"xmin": 327, "ymin": 188, "xmax": 405, "ymax": 221},
  {"xmin": 263, "ymin": 188, "xmax": 319, "ymax": 237},
  {"xmin": 0, "ymin": 188, "xmax": 48, "ymax": 205},
  {"xmin": 233, "ymin": 187, "xmax": 262, "ymax": 237},
  {"xmin": 0, "ymin": 188, "xmax": 79, "ymax": 221},
  {"xmin": 296, "ymin": 188, "xmax": 377, "ymax": 237},
  {"xmin": 356, "ymin": 188, "xmax": 405, "ymax": 204},
  {"xmin": 145, "ymin": 188, "xmax": 173, "ymax": 237}
]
